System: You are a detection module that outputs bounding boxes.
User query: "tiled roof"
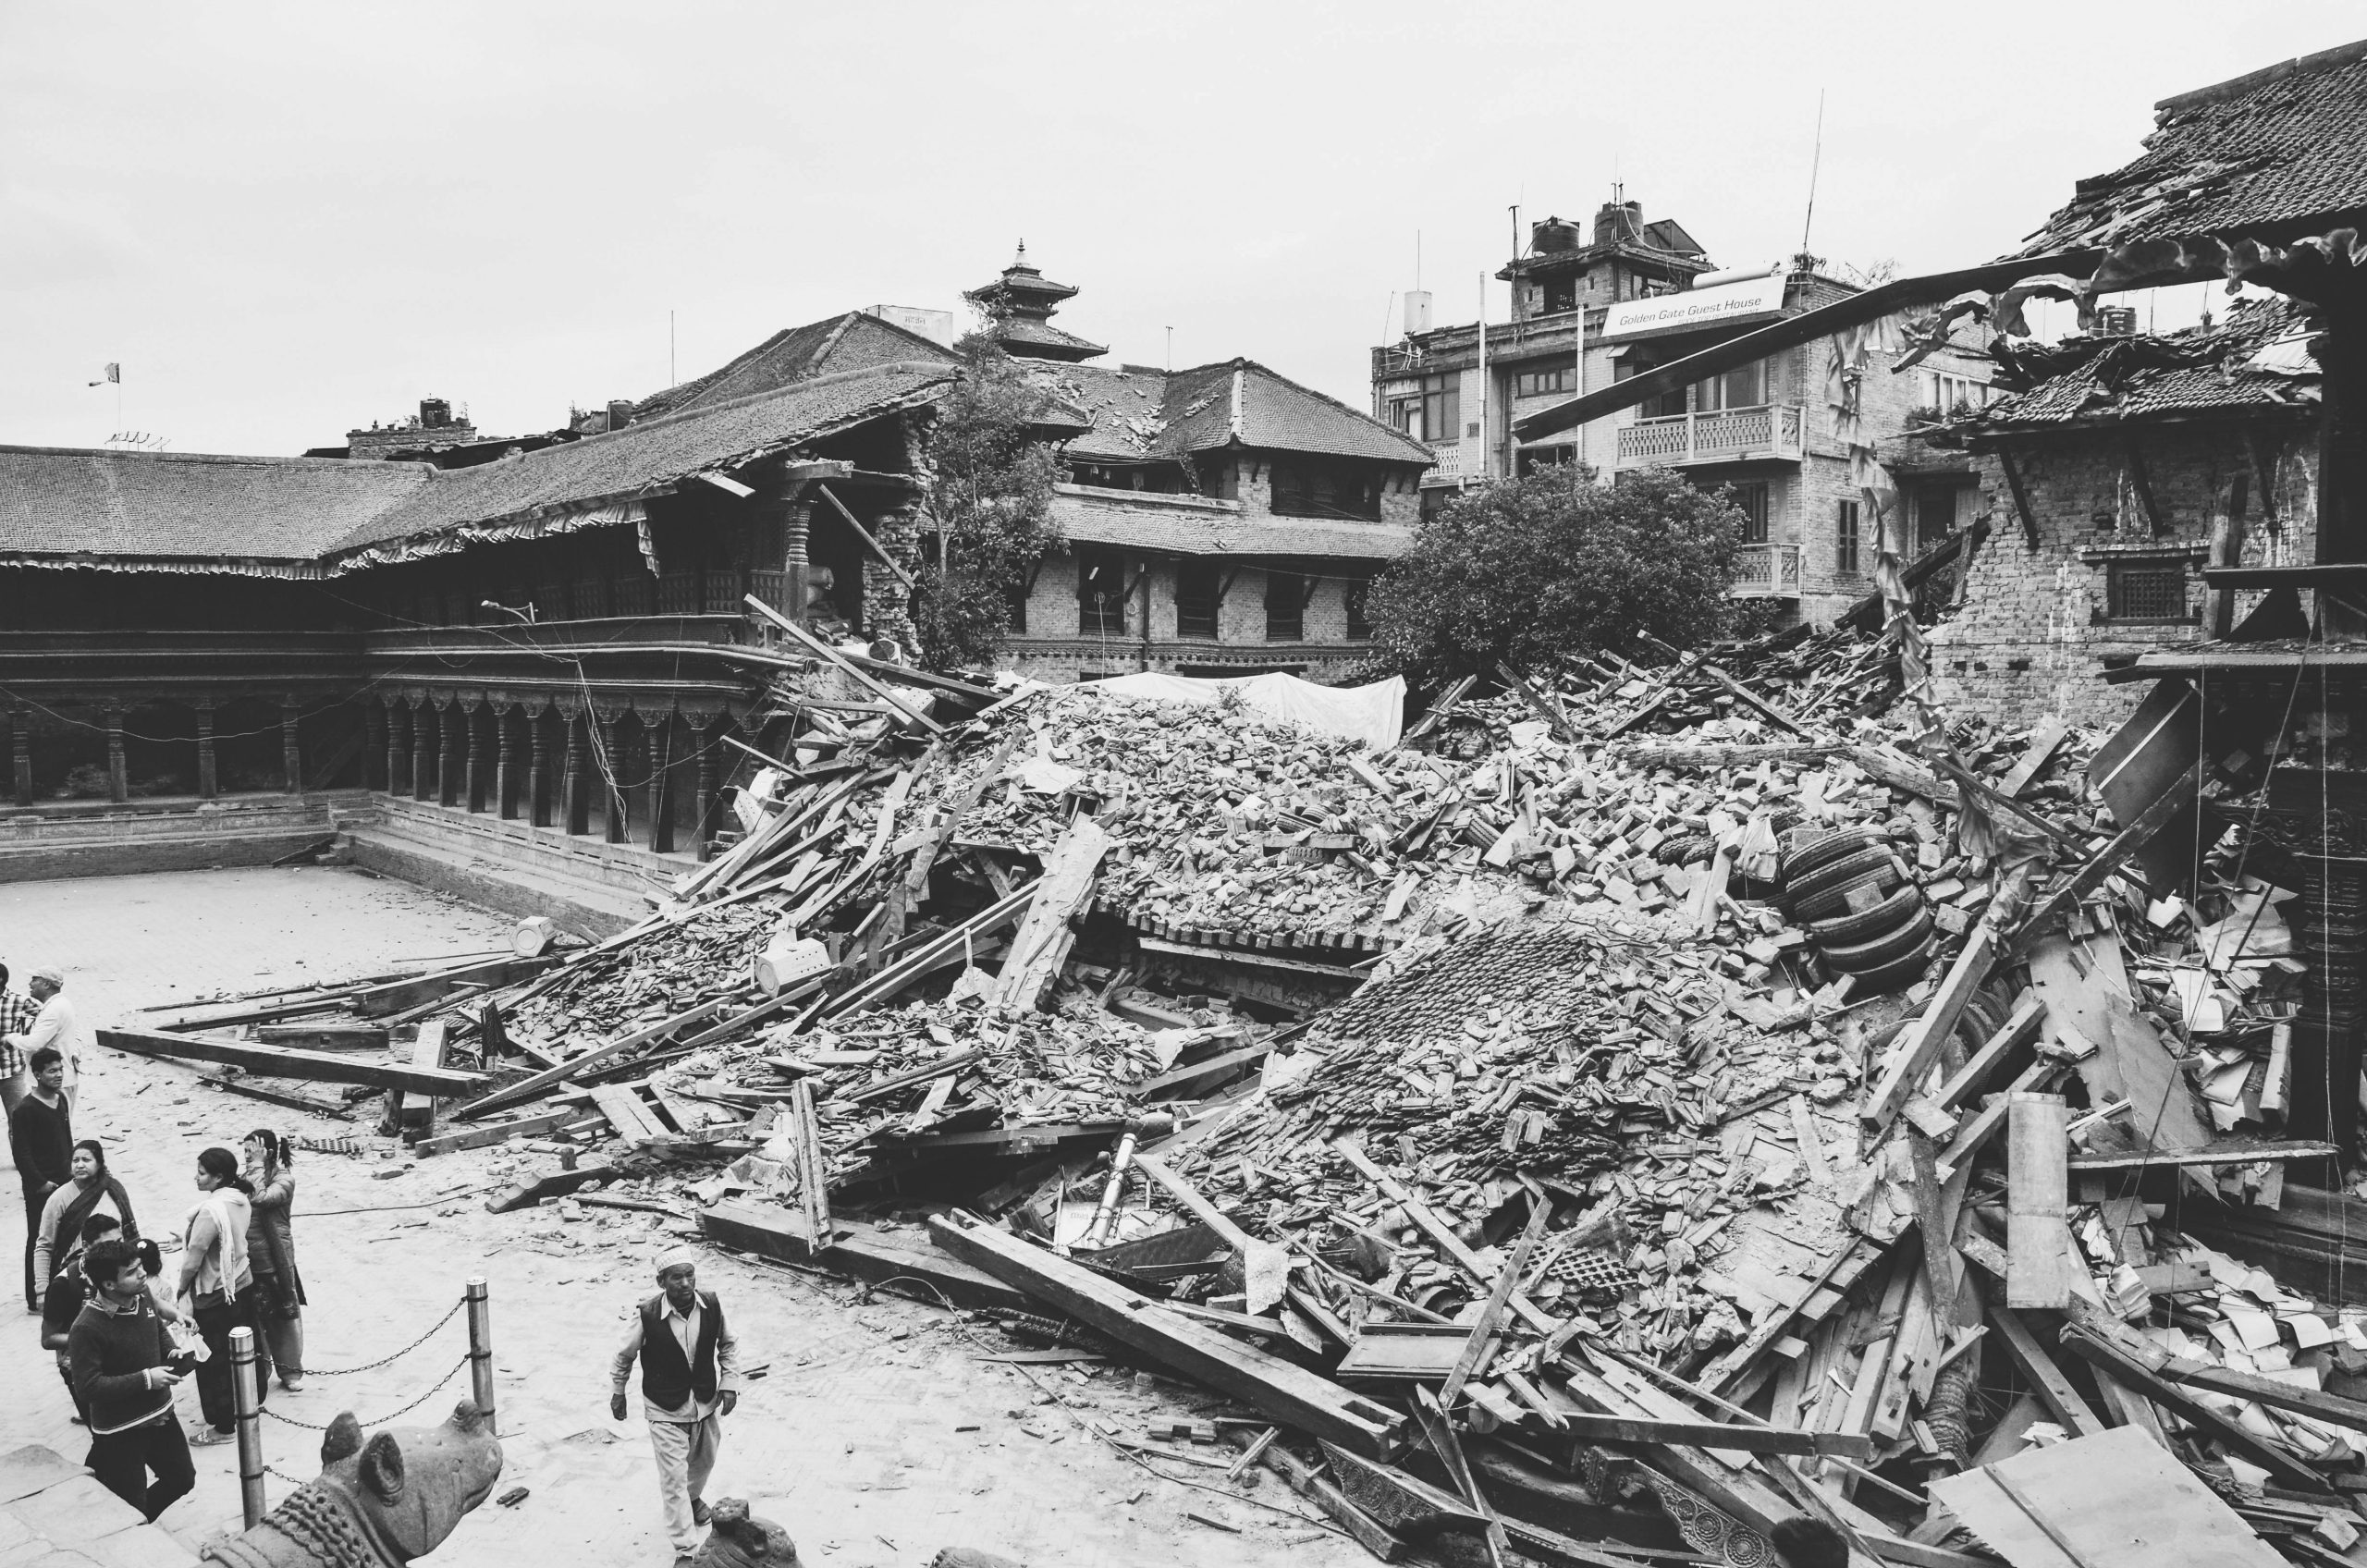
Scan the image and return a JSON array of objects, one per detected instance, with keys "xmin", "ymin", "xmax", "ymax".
[
  {"xmin": 325, "ymin": 362, "xmax": 958, "ymax": 558},
  {"xmin": 1959, "ymin": 298, "xmax": 2318, "ymax": 433},
  {"xmin": 0, "ymin": 447, "xmax": 428, "ymax": 565},
  {"xmin": 632, "ymin": 313, "xmax": 958, "ymax": 423},
  {"xmin": 993, "ymin": 318, "xmax": 1108, "ymax": 361},
  {"xmin": 1025, "ymin": 359, "xmax": 1433, "ymax": 468},
  {"xmin": 2022, "ymin": 39, "xmax": 2367, "ymax": 252},
  {"xmin": 1053, "ymin": 486, "xmax": 1411, "ymax": 559}
]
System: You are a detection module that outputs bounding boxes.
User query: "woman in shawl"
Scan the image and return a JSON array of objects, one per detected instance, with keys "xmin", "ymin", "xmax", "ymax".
[
  {"xmin": 31, "ymin": 1140, "xmax": 137, "ymax": 1307},
  {"xmin": 240, "ymin": 1129, "xmax": 304, "ymax": 1391},
  {"xmin": 178, "ymin": 1145, "xmax": 268, "ymax": 1444}
]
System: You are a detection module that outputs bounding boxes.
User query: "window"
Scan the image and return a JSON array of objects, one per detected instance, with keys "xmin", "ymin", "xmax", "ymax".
[
  {"xmin": 1513, "ymin": 365, "xmax": 1574, "ymax": 398},
  {"xmin": 1265, "ymin": 572, "xmax": 1306, "ymax": 641},
  {"xmin": 2105, "ymin": 557, "xmax": 2191, "ymax": 621},
  {"xmin": 1913, "ymin": 482, "xmax": 1972, "ymax": 551},
  {"xmin": 1078, "ymin": 551, "xmax": 1129, "ymax": 635},
  {"xmin": 1271, "ymin": 459, "xmax": 1382, "ymax": 521},
  {"xmin": 1176, "ymin": 563, "xmax": 1220, "ymax": 640},
  {"xmin": 1836, "ymin": 500, "xmax": 1860, "ymax": 575},
  {"xmin": 1916, "ymin": 371, "xmax": 1991, "ymax": 416},
  {"xmin": 1730, "ymin": 481, "xmax": 1771, "ymax": 545},
  {"xmin": 1005, "ymin": 578, "xmax": 1029, "ymax": 634},
  {"xmin": 1694, "ymin": 359, "xmax": 1767, "ymax": 411},
  {"xmin": 1388, "ymin": 374, "xmax": 1459, "ymax": 443},
  {"xmin": 1542, "ymin": 277, "xmax": 1577, "ymax": 314},
  {"xmin": 1345, "ymin": 580, "xmax": 1372, "ymax": 641}
]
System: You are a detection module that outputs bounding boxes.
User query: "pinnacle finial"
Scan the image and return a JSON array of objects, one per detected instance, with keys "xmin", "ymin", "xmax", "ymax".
[{"xmin": 1013, "ymin": 239, "xmax": 1027, "ymax": 266}]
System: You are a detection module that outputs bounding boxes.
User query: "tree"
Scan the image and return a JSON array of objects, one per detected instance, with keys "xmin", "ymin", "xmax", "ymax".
[
  {"xmin": 1364, "ymin": 467, "xmax": 1747, "ymax": 681},
  {"xmin": 908, "ymin": 334, "xmax": 1063, "ymax": 670}
]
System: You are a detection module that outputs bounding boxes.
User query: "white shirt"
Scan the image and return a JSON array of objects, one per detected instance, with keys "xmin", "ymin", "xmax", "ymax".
[
  {"xmin": 19, "ymin": 993, "xmax": 85, "ymax": 1084},
  {"xmin": 612, "ymin": 1293, "xmax": 740, "ymax": 1424}
]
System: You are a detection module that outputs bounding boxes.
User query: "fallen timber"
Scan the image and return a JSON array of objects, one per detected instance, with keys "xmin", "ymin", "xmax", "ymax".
[{"xmin": 98, "ymin": 1026, "xmax": 489, "ymax": 1096}]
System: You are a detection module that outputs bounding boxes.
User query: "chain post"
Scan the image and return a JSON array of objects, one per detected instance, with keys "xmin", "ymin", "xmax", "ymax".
[
  {"xmin": 231, "ymin": 1326, "xmax": 267, "ymax": 1528},
  {"xmin": 465, "ymin": 1277, "xmax": 496, "ymax": 1435}
]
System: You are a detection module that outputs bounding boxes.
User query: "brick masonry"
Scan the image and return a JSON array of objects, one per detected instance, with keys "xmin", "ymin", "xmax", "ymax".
[{"xmin": 1926, "ymin": 420, "xmax": 2320, "ymax": 729}]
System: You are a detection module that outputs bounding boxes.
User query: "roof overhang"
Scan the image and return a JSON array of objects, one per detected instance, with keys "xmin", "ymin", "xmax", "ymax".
[{"xmin": 1512, "ymin": 251, "xmax": 2103, "ymax": 441}]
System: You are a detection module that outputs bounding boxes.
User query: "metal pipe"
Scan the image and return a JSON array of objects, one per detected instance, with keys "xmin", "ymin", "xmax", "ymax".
[
  {"xmin": 466, "ymin": 1277, "xmax": 497, "ymax": 1435},
  {"xmin": 231, "ymin": 1326, "xmax": 266, "ymax": 1528}
]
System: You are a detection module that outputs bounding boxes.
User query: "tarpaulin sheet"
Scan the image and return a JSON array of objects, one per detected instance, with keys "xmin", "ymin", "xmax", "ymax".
[{"xmin": 1081, "ymin": 670, "xmax": 1405, "ymax": 751}]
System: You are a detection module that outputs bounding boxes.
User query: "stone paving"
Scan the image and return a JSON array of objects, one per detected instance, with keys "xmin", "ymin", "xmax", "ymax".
[{"xmin": 0, "ymin": 867, "xmax": 1368, "ymax": 1567}]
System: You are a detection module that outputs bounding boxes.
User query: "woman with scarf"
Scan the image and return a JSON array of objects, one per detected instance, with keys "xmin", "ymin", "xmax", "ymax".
[
  {"xmin": 178, "ymin": 1146, "xmax": 268, "ymax": 1444},
  {"xmin": 31, "ymin": 1140, "xmax": 137, "ymax": 1308},
  {"xmin": 240, "ymin": 1130, "xmax": 304, "ymax": 1391}
]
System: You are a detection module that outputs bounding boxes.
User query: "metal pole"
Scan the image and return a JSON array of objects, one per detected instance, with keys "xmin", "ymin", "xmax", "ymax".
[
  {"xmin": 465, "ymin": 1277, "xmax": 497, "ymax": 1435},
  {"xmin": 230, "ymin": 1326, "xmax": 266, "ymax": 1528}
]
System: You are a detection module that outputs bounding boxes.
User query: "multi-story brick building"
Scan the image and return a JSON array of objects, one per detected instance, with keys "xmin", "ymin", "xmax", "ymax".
[
  {"xmin": 1923, "ymin": 298, "xmax": 2322, "ymax": 726},
  {"xmin": 1372, "ymin": 195, "xmax": 1994, "ymax": 626}
]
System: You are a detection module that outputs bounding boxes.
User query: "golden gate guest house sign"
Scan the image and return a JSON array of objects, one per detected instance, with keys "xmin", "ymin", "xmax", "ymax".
[{"xmin": 1600, "ymin": 272, "xmax": 1787, "ymax": 342}]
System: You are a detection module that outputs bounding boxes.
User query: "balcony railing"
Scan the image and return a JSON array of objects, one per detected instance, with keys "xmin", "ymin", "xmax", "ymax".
[
  {"xmin": 1730, "ymin": 543, "xmax": 1802, "ymax": 599},
  {"xmin": 1421, "ymin": 440, "xmax": 1463, "ymax": 485},
  {"xmin": 1616, "ymin": 404, "xmax": 1804, "ymax": 468}
]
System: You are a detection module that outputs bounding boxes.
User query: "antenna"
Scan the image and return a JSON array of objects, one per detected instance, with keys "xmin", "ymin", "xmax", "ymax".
[
  {"xmin": 1510, "ymin": 203, "xmax": 1521, "ymax": 262},
  {"xmin": 1797, "ymin": 88, "xmax": 1826, "ymax": 264}
]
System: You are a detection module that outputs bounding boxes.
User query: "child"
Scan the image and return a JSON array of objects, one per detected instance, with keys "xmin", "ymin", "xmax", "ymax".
[{"xmin": 134, "ymin": 1241, "xmax": 185, "ymax": 1328}]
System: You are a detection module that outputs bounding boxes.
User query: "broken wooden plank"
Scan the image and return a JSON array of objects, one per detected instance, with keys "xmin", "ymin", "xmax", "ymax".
[
  {"xmin": 1440, "ymin": 1191, "xmax": 1554, "ymax": 1412},
  {"xmin": 1932, "ymin": 1426, "xmax": 2287, "ymax": 1568},
  {"xmin": 927, "ymin": 1210, "xmax": 1404, "ymax": 1458},
  {"xmin": 704, "ymin": 1202, "xmax": 1029, "ymax": 1313},
  {"xmin": 1242, "ymin": 1436, "xmax": 1409, "ymax": 1562},
  {"xmin": 412, "ymin": 1108, "xmax": 583, "ymax": 1157},
  {"xmin": 2006, "ymin": 1092, "xmax": 2077, "ymax": 1310},
  {"xmin": 1332, "ymin": 1139, "xmax": 1557, "ymax": 1335},
  {"xmin": 1864, "ymin": 919, "xmax": 2004, "ymax": 1133},
  {"xmin": 1410, "ymin": 1385, "xmax": 1511, "ymax": 1568},
  {"xmin": 990, "ymin": 815, "xmax": 1110, "ymax": 1015},
  {"xmin": 347, "ymin": 955, "xmax": 558, "ymax": 1019},
  {"xmin": 1543, "ymin": 1412, "xmax": 1875, "ymax": 1461},
  {"xmin": 2066, "ymin": 1139, "xmax": 2337, "ymax": 1170},
  {"xmin": 254, "ymin": 1023, "xmax": 392, "ymax": 1051},
  {"xmin": 1999, "ymin": 717, "xmax": 2070, "ymax": 800},
  {"xmin": 1134, "ymin": 936, "xmax": 1372, "ymax": 980},
  {"xmin": 590, "ymin": 1084, "xmax": 667, "ymax": 1142},
  {"xmin": 484, "ymin": 1163, "xmax": 619, "ymax": 1214},
  {"xmin": 745, "ymin": 594, "xmax": 944, "ymax": 733},
  {"xmin": 98, "ymin": 1026, "xmax": 487, "ymax": 1096},
  {"xmin": 1988, "ymin": 1305, "xmax": 2107, "ymax": 1439},
  {"xmin": 1934, "ymin": 996, "xmax": 2047, "ymax": 1111},
  {"xmin": 2007, "ymin": 762, "xmax": 2204, "ymax": 962},
  {"xmin": 1134, "ymin": 1152, "xmax": 1290, "ymax": 1317}
]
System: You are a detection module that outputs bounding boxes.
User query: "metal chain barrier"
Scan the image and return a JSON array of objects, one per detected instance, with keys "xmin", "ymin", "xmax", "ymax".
[
  {"xmin": 299, "ymin": 1299, "xmax": 466, "ymax": 1377},
  {"xmin": 258, "ymin": 1355, "xmax": 470, "ymax": 1432}
]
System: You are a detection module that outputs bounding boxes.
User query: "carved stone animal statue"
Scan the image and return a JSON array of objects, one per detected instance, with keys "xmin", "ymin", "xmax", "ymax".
[
  {"xmin": 688, "ymin": 1499, "xmax": 799, "ymax": 1566},
  {"xmin": 202, "ymin": 1400, "xmax": 504, "ymax": 1568}
]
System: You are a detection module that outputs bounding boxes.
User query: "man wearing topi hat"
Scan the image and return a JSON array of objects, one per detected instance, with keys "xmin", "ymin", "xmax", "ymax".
[{"xmin": 612, "ymin": 1244, "xmax": 741, "ymax": 1564}]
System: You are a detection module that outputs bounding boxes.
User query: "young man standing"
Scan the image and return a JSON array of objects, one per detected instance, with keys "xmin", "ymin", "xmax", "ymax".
[
  {"xmin": 69, "ymin": 1236, "xmax": 194, "ymax": 1522},
  {"xmin": 5, "ymin": 968, "xmax": 85, "ymax": 1115},
  {"xmin": 610, "ymin": 1246, "xmax": 740, "ymax": 1565},
  {"xmin": 9, "ymin": 1047, "xmax": 71, "ymax": 1312}
]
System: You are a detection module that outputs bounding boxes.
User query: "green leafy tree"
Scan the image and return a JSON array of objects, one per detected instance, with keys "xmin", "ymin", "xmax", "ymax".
[
  {"xmin": 909, "ymin": 333, "xmax": 1063, "ymax": 670},
  {"xmin": 1365, "ymin": 468, "xmax": 1747, "ymax": 681}
]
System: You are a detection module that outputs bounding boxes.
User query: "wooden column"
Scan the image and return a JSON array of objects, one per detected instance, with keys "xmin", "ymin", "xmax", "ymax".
[
  {"xmin": 768, "ymin": 465, "xmax": 814, "ymax": 630},
  {"xmin": 463, "ymin": 702, "xmax": 487, "ymax": 813},
  {"xmin": 280, "ymin": 704, "xmax": 302, "ymax": 794},
  {"xmin": 528, "ymin": 708, "xmax": 551, "ymax": 828},
  {"xmin": 385, "ymin": 702, "xmax": 407, "ymax": 799},
  {"xmin": 647, "ymin": 713, "xmax": 676, "ymax": 854},
  {"xmin": 691, "ymin": 714, "xmax": 720, "ymax": 862},
  {"xmin": 363, "ymin": 703, "xmax": 386, "ymax": 793},
  {"xmin": 410, "ymin": 703, "xmax": 433, "ymax": 801},
  {"xmin": 437, "ymin": 701, "xmax": 461, "ymax": 807},
  {"xmin": 105, "ymin": 707, "xmax": 128, "ymax": 803},
  {"xmin": 600, "ymin": 711, "xmax": 629, "ymax": 843},
  {"xmin": 10, "ymin": 708, "xmax": 30, "ymax": 807},
  {"xmin": 195, "ymin": 704, "xmax": 219, "ymax": 800},
  {"xmin": 561, "ymin": 710, "xmax": 589, "ymax": 835},
  {"xmin": 493, "ymin": 704, "xmax": 518, "ymax": 820}
]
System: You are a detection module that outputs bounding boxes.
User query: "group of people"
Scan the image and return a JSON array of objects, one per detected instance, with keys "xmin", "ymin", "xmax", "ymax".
[{"xmin": 6, "ymin": 968, "xmax": 309, "ymax": 1523}]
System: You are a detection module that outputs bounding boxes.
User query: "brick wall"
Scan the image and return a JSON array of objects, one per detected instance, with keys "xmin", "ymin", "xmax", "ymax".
[{"xmin": 1926, "ymin": 422, "xmax": 2318, "ymax": 728}]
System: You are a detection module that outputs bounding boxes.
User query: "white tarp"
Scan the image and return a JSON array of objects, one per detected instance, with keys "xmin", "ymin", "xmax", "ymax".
[{"xmin": 1080, "ymin": 670, "xmax": 1405, "ymax": 751}]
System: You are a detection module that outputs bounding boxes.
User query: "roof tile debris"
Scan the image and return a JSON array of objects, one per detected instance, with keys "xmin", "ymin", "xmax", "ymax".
[{"xmin": 1960, "ymin": 297, "xmax": 2319, "ymax": 433}]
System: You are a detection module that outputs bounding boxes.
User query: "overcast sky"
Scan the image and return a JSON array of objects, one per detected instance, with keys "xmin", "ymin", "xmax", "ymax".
[{"xmin": 3, "ymin": 2, "xmax": 2357, "ymax": 456}]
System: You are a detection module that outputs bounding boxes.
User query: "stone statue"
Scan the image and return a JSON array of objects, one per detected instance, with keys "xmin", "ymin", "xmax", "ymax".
[
  {"xmin": 688, "ymin": 1499, "xmax": 800, "ymax": 1566},
  {"xmin": 202, "ymin": 1400, "xmax": 504, "ymax": 1568}
]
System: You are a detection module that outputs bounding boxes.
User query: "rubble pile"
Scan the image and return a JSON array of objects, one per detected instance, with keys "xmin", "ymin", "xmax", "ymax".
[{"xmin": 118, "ymin": 625, "xmax": 2367, "ymax": 1568}]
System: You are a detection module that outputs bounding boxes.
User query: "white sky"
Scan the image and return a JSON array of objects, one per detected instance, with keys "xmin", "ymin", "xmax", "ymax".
[{"xmin": 2, "ymin": 2, "xmax": 2357, "ymax": 456}]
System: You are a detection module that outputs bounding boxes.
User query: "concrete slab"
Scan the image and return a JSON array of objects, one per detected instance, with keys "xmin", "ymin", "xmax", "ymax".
[
  {"xmin": 82, "ymin": 1524, "xmax": 202, "ymax": 1568},
  {"xmin": 6, "ymin": 1478, "xmax": 141, "ymax": 1545},
  {"xmin": 0, "ymin": 1451, "xmax": 81, "ymax": 1508}
]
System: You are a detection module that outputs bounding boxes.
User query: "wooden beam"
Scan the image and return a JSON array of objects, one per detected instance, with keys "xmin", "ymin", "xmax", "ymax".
[
  {"xmin": 97, "ymin": 1026, "xmax": 486, "ymax": 1096},
  {"xmin": 1331, "ymin": 1139, "xmax": 1557, "ymax": 1334},
  {"xmin": 1540, "ymin": 1413, "xmax": 1875, "ymax": 1460},
  {"xmin": 705, "ymin": 1203, "xmax": 1027, "ymax": 1312},
  {"xmin": 2248, "ymin": 427, "xmax": 2282, "ymax": 531},
  {"xmin": 454, "ymin": 991, "xmax": 743, "ymax": 1120},
  {"xmin": 926, "ymin": 1211, "xmax": 1404, "ymax": 1458},
  {"xmin": 2123, "ymin": 435, "xmax": 2167, "ymax": 536},
  {"xmin": 1933, "ymin": 996, "xmax": 2047, "ymax": 1111},
  {"xmin": 2006, "ymin": 1092, "xmax": 2076, "ymax": 1310},
  {"xmin": 2066, "ymin": 1138, "xmax": 2337, "ymax": 1170},
  {"xmin": 1863, "ymin": 920, "xmax": 2002, "ymax": 1133},
  {"xmin": 411, "ymin": 1108, "xmax": 583, "ymax": 1156},
  {"xmin": 743, "ymin": 594, "xmax": 944, "ymax": 733},
  {"xmin": 1998, "ymin": 447, "xmax": 2041, "ymax": 549},
  {"xmin": 1134, "ymin": 935, "xmax": 1370, "ymax": 980},
  {"xmin": 1989, "ymin": 1305, "xmax": 2107, "ymax": 1438},
  {"xmin": 2058, "ymin": 1321, "xmax": 2334, "ymax": 1492},
  {"xmin": 347, "ymin": 956, "xmax": 558, "ymax": 1019},
  {"xmin": 1998, "ymin": 716, "xmax": 2070, "ymax": 800},
  {"xmin": 1439, "ymin": 1193, "xmax": 1554, "ymax": 1410},
  {"xmin": 2006, "ymin": 761, "xmax": 2203, "ymax": 962},
  {"xmin": 813, "ymin": 483, "xmax": 917, "ymax": 592}
]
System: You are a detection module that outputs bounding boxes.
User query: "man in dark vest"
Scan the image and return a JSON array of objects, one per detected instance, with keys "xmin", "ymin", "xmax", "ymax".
[{"xmin": 612, "ymin": 1245, "xmax": 741, "ymax": 1564}]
